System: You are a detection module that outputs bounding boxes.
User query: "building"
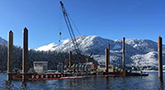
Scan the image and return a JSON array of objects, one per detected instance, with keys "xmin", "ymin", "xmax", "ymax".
[
  {"xmin": 33, "ymin": 61, "xmax": 48, "ymax": 73},
  {"xmin": 97, "ymin": 65, "xmax": 116, "ymax": 72},
  {"xmin": 163, "ymin": 65, "xmax": 165, "ymax": 70}
]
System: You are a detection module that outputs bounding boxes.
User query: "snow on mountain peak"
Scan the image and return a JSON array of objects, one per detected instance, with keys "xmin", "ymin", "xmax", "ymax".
[
  {"xmin": 61, "ymin": 39, "xmax": 70, "ymax": 44},
  {"xmin": 131, "ymin": 51, "xmax": 158, "ymax": 67},
  {"xmin": 0, "ymin": 37, "xmax": 7, "ymax": 46},
  {"xmin": 36, "ymin": 35, "xmax": 164, "ymax": 68},
  {"xmin": 36, "ymin": 42, "xmax": 57, "ymax": 51},
  {"xmin": 113, "ymin": 44, "xmax": 121, "ymax": 49}
]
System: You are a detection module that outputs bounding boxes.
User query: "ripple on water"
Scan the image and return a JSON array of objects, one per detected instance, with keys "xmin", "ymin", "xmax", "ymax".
[{"xmin": 0, "ymin": 72, "xmax": 165, "ymax": 90}]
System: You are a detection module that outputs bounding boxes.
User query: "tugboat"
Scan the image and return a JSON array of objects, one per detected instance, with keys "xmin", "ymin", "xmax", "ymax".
[{"xmin": 127, "ymin": 66, "xmax": 148, "ymax": 76}]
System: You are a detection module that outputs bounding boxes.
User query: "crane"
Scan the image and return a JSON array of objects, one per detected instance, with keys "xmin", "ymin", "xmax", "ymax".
[
  {"xmin": 60, "ymin": 1, "xmax": 97, "ymax": 70},
  {"xmin": 60, "ymin": 1, "xmax": 85, "ymax": 58}
]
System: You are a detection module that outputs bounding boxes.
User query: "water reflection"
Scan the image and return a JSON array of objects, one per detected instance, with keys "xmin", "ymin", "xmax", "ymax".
[
  {"xmin": 21, "ymin": 82, "xmax": 27, "ymax": 90},
  {"xmin": 105, "ymin": 77, "xmax": 110, "ymax": 90},
  {"xmin": 5, "ymin": 80, "xmax": 28, "ymax": 90},
  {"xmin": 158, "ymin": 80, "xmax": 164, "ymax": 90},
  {"xmin": 2, "ymin": 72, "xmax": 165, "ymax": 90},
  {"xmin": 5, "ymin": 80, "xmax": 11, "ymax": 90}
]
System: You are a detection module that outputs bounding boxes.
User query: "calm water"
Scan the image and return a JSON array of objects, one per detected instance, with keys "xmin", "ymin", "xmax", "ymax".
[{"xmin": 0, "ymin": 72, "xmax": 165, "ymax": 90}]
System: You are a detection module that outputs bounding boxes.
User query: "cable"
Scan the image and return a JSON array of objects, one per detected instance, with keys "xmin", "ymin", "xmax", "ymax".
[
  {"xmin": 59, "ymin": 7, "xmax": 62, "ymax": 44},
  {"xmin": 68, "ymin": 14, "xmax": 81, "ymax": 36},
  {"xmin": 60, "ymin": 1, "xmax": 92, "ymax": 59}
]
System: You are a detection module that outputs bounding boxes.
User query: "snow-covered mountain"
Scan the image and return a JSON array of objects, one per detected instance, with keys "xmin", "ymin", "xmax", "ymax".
[
  {"xmin": 37, "ymin": 43, "xmax": 57, "ymax": 51},
  {"xmin": 37, "ymin": 35, "xmax": 165, "ymax": 69},
  {"xmin": 0, "ymin": 37, "xmax": 7, "ymax": 45}
]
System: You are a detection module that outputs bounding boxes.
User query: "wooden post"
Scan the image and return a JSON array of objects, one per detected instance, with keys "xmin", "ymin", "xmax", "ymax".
[
  {"xmin": 122, "ymin": 37, "xmax": 126, "ymax": 76},
  {"xmin": 105, "ymin": 48, "xmax": 109, "ymax": 73},
  {"xmin": 22, "ymin": 27, "xmax": 28, "ymax": 83},
  {"xmin": 158, "ymin": 36, "xmax": 163, "ymax": 81},
  {"xmin": 85, "ymin": 58, "xmax": 89, "ymax": 72},
  {"xmin": 108, "ymin": 44, "xmax": 110, "ymax": 65},
  {"xmin": 108, "ymin": 44, "xmax": 110, "ymax": 50},
  {"xmin": 7, "ymin": 31, "xmax": 13, "ymax": 81},
  {"xmin": 69, "ymin": 51, "xmax": 72, "ymax": 68}
]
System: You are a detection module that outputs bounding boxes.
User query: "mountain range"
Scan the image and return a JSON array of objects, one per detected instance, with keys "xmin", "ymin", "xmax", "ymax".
[
  {"xmin": 37, "ymin": 35, "xmax": 165, "ymax": 69},
  {"xmin": 0, "ymin": 36, "xmax": 85, "ymax": 71},
  {"xmin": 0, "ymin": 37, "xmax": 7, "ymax": 45},
  {"xmin": 0, "ymin": 35, "xmax": 164, "ymax": 70}
]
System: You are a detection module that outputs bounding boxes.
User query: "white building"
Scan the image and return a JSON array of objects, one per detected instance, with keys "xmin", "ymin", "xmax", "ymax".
[
  {"xmin": 163, "ymin": 65, "xmax": 165, "ymax": 70},
  {"xmin": 97, "ymin": 65, "xmax": 116, "ymax": 72},
  {"xmin": 33, "ymin": 61, "xmax": 48, "ymax": 73}
]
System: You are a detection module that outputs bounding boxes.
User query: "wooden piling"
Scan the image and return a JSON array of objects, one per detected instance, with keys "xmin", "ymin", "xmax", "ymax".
[
  {"xmin": 158, "ymin": 36, "xmax": 163, "ymax": 81},
  {"xmin": 22, "ymin": 27, "xmax": 28, "ymax": 83},
  {"xmin": 69, "ymin": 51, "xmax": 72, "ymax": 68},
  {"xmin": 105, "ymin": 48, "xmax": 109, "ymax": 73},
  {"xmin": 7, "ymin": 31, "xmax": 13, "ymax": 81},
  {"xmin": 108, "ymin": 44, "xmax": 110, "ymax": 65},
  {"xmin": 108, "ymin": 44, "xmax": 110, "ymax": 50},
  {"xmin": 122, "ymin": 37, "xmax": 126, "ymax": 76}
]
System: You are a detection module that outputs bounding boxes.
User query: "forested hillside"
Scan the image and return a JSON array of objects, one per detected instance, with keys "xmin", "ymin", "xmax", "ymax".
[{"xmin": 0, "ymin": 44, "xmax": 90, "ymax": 71}]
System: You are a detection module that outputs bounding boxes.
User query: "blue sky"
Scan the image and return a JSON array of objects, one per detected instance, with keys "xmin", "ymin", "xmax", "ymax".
[{"xmin": 0, "ymin": 0, "xmax": 165, "ymax": 49}]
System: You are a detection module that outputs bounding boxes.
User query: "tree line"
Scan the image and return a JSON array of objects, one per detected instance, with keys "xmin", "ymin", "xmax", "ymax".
[{"xmin": 0, "ymin": 44, "xmax": 95, "ymax": 71}]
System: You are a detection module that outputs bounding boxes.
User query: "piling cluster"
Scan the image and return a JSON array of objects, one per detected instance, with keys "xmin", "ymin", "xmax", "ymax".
[
  {"xmin": 7, "ymin": 28, "xmax": 29, "ymax": 83},
  {"xmin": 6, "ymin": 28, "xmax": 163, "ymax": 81}
]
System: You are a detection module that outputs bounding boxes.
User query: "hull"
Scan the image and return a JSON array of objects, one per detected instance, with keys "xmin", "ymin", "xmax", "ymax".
[
  {"xmin": 12, "ymin": 73, "xmax": 66, "ymax": 81},
  {"xmin": 11, "ymin": 71, "xmax": 148, "ymax": 81}
]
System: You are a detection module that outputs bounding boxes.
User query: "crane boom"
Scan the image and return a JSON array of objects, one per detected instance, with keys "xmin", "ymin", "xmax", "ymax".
[
  {"xmin": 60, "ymin": 1, "xmax": 82, "ymax": 56},
  {"xmin": 60, "ymin": 1, "xmax": 94, "ymax": 66},
  {"xmin": 60, "ymin": 1, "xmax": 94, "ymax": 60}
]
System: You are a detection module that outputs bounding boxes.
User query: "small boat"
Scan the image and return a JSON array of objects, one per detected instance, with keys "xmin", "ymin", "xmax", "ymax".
[{"xmin": 127, "ymin": 70, "xmax": 149, "ymax": 76}]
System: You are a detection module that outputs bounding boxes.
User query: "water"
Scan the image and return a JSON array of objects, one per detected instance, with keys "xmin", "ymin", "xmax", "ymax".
[{"xmin": 0, "ymin": 72, "xmax": 165, "ymax": 90}]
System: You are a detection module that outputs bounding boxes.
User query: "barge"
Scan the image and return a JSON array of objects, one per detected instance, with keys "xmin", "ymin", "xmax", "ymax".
[
  {"xmin": 11, "ymin": 70, "xmax": 148, "ymax": 81},
  {"xmin": 10, "ymin": 60, "xmax": 148, "ymax": 81},
  {"xmin": 10, "ymin": 55, "xmax": 148, "ymax": 81}
]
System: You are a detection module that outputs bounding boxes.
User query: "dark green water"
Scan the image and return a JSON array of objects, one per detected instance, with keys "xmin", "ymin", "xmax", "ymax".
[{"xmin": 0, "ymin": 72, "xmax": 165, "ymax": 90}]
